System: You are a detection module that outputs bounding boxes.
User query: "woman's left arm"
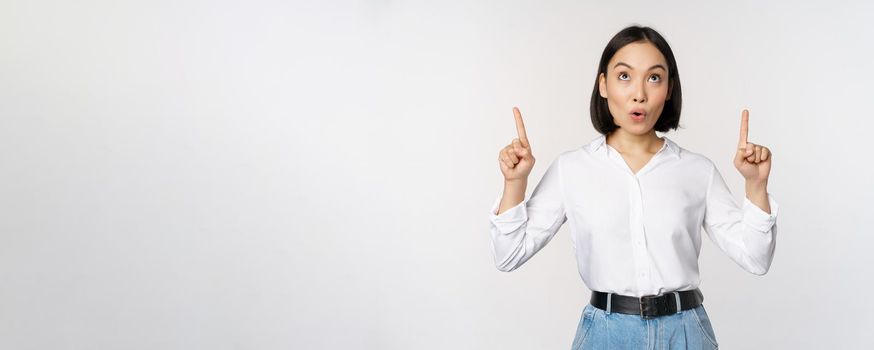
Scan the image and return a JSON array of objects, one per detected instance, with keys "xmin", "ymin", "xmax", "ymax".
[
  {"xmin": 701, "ymin": 109, "xmax": 779, "ymax": 276},
  {"xmin": 735, "ymin": 109, "xmax": 772, "ymax": 214}
]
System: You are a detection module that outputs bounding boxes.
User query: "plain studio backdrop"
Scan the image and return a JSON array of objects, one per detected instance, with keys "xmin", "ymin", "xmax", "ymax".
[{"xmin": 1, "ymin": 0, "xmax": 873, "ymax": 349}]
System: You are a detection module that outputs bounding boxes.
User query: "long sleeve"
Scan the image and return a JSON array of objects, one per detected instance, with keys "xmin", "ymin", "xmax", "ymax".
[
  {"xmin": 488, "ymin": 156, "xmax": 568, "ymax": 272},
  {"xmin": 702, "ymin": 162, "xmax": 779, "ymax": 276}
]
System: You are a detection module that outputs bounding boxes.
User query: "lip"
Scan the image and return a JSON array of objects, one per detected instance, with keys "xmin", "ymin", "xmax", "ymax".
[{"xmin": 629, "ymin": 108, "xmax": 646, "ymax": 121}]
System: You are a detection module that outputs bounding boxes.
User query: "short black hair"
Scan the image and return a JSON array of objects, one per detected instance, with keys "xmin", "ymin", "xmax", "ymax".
[{"xmin": 590, "ymin": 25, "xmax": 682, "ymax": 135}]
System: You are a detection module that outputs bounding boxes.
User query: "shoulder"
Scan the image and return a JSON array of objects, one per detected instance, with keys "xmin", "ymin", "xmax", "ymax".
[
  {"xmin": 677, "ymin": 147, "xmax": 715, "ymax": 168},
  {"xmin": 544, "ymin": 148, "xmax": 578, "ymax": 169},
  {"xmin": 560, "ymin": 134, "xmax": 606, "ymax": 160},
  {"xmin": 662, "ymin": 137, "xmax": 722, "ymax": 185},
  {"xmin": 553, "ymin": 146, "xmax": 591, "ymax": 167},
  {"xmin": 666, "ymin": 137, "xmax": 716, "ymax": 169}
]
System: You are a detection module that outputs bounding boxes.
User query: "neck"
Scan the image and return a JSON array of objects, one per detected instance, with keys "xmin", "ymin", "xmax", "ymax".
[{"xmin": 606, "ymin": 129, "xmax": 664, "ymax": 155}]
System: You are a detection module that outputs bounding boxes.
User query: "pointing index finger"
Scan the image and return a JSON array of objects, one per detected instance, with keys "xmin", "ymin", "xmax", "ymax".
[
  {"xmin": 738, "ymin": 109, "xmax": 749, "ymax": 148},
  {"xmin": 513, "ymin": 107, "xmax": 528, "ymax": 147},
  {"xmin": 513, "ymin": 106, "xmax": 529, "ymax": 148}
]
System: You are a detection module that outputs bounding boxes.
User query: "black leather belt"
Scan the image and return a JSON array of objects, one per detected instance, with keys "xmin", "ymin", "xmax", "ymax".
[{"xmin": 589, "ymin": 288, "xmax": 704, "ymax": 319}]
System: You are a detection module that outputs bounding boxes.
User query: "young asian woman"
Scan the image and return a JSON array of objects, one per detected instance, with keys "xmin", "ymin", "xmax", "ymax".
[{"xmin": 489, "ymin": 25, "xmax": 777, "ymax": 350}]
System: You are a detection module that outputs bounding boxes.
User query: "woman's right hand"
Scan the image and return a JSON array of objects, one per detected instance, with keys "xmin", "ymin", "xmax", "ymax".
[{"xmin": 498, "ymin": 107, "xmax": 536, "ymax": 182}]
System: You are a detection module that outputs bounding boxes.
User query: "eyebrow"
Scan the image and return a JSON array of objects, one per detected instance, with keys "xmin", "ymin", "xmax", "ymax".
[{"xmin": 613, "ymin": 62, "xmax": 667, "ymax": 72}]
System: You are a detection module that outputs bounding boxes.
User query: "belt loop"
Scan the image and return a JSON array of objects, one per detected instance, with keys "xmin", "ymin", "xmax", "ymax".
[
  {"xmin": 673, "ymin": 291, "xmax": 681, "ymax": 314},
  {"xmin": 606, "ymin": 293, "xmax": 612, "ymax": 314}
]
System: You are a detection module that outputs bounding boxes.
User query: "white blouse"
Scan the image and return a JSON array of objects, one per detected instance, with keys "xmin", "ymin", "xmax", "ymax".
[{"xmin": 488, "ymin": 134, "xmax": 779, "ymax": 297}]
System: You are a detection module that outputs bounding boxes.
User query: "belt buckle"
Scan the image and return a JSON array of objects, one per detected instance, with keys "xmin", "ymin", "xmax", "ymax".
[{"xmin": 639, "ymin": 294, "xmax": 657, "ymax": 319}]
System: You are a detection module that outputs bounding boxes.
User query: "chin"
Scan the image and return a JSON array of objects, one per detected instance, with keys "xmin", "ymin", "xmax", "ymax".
[{"xmin": 620, "ymin": 125, "xmax": 654, "ymax": 135}]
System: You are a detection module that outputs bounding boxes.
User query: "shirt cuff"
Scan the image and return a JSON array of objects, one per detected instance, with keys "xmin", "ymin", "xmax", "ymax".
[
  {"xmin": 742, "ymin": 193, "xmax": 779, "ymax": 232},
  {"xmin": 488, "ymin": 196, "xmax": 528, "ymax": 235}
]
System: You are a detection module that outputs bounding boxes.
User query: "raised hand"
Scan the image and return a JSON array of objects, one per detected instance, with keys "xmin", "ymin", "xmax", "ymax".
[
  {"xmin": 734, "ymin": 109, "xmax": 772, "ymax": 183},
  {"xmin": 498, "ymin": 107, "xmax": 536, "ymax": 182}
]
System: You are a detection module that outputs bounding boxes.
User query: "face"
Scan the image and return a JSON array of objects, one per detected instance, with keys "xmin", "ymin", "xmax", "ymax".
[{"xmin": 599, "ymin": 41, "xmax": 672, "ymax": 135}]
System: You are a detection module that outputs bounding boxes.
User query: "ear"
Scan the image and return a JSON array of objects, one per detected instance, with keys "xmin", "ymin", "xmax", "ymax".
[{"xmin": 599, "ymin": 73, "xmax": 607, "ymax": 98}]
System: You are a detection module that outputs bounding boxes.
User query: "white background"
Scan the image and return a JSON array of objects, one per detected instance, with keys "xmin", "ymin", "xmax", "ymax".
[{"xmin": 2, "ymin": 0, "xmax": 873, "ymax": 349}]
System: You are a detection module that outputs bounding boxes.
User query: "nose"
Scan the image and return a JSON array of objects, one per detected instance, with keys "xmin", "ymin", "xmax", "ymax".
[{"xmin": 632, "ymin": 83, "xmax": 646, "ymax": 103}]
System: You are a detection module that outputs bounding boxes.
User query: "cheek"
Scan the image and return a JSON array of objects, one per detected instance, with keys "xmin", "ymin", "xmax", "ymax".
[
  {"xmin": 606, "ymin": 83, "xmax": 625, "ymax": 99},
  {"xmin": 649, "ymin": 85, "xmax": 669, "ymax": 101},
  {"xmin": 605, "ymin": 89, "xmax": 625, "ymax": 118},
  {"xmin": 605, "ymin": 85, "xmax": 626, "ymax": 110}
]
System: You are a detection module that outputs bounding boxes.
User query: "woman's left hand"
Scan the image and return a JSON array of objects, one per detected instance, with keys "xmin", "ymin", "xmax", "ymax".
[{"xmin": 734, "ymin": 109, "xmax": 772, "ymax": 183}]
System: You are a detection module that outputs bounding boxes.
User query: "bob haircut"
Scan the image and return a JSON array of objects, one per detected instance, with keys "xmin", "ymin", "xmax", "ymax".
[{"xmin": 590, "ymin": 25, "xmax": 682, "ymax": 135}]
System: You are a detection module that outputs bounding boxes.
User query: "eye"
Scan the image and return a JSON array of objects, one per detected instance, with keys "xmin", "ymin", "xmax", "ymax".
[
  {"xmin": 648, "ymin": 74, "xmax": 662, "ymax": 82},
  {"xmin": 618, "ymin": 72, "xmax": 630, "ymax": 81}
]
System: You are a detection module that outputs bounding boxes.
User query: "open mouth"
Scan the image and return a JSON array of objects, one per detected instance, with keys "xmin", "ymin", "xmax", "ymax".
[{"xmin": 630, "ymin": 110, "xmax": 646, "ymax": 120}]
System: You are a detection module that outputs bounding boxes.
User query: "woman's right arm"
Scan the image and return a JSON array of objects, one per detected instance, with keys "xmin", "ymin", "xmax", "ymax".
[
  {"xmin": 497, "ymin": 179, "xmax": 527, "ymax": 215},
  {"xmin": 488, "ymin": 107, "xmax": 567, "ymax": 272}
]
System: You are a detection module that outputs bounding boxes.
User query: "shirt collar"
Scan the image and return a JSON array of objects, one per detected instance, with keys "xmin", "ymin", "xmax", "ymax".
[{"xmin": 585, "ymin": 134, "xmax": 681, "ymax": 159}]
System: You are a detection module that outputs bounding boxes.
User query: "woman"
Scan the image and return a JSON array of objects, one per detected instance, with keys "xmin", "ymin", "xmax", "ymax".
[{"xmin": 488, "ymin": 25, "xmax": 778, "ymax": 349}]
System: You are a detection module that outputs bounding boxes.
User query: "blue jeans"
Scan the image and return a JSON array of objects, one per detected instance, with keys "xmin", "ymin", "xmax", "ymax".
[{"xmin": 571, "ymin": 302, "xmax": 719, "ymax": 349}]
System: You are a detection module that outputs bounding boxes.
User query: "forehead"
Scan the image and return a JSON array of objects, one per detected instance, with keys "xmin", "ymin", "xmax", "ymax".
[{"xmin": 609, "ymin": 41, "xmax": 667, "ymax": 70}]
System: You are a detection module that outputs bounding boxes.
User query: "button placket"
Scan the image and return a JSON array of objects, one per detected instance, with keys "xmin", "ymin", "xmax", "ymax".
[{"xmin": 606, "ymin": 145, "xmax": 655, "ymax": 292}]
